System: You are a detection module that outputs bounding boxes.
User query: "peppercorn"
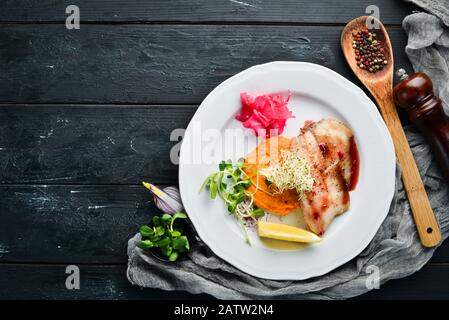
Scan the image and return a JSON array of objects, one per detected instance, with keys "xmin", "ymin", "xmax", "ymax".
[{"xmin": 352, "ymin": 28, "xmax": 387, "ymax": 73}]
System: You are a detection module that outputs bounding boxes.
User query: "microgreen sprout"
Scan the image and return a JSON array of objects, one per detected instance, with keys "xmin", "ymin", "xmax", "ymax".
[
  {"xmin": 200, "ymin": 158, "xmax": 266, "ymax": 245},
  {"xmin": 138, "ymin": 212, "xmax": 189, "ymax": 262}
]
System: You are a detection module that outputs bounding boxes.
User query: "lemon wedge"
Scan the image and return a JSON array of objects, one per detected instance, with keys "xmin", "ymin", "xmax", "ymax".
[{"xmin": 258, "ymin": 221, "xmax": 321, "ymax": 243}]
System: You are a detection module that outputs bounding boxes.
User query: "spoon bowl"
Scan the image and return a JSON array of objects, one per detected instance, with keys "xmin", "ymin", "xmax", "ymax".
[{"xmin": 341, "ymin": 15, "xmax": 393, "ymax": 95}]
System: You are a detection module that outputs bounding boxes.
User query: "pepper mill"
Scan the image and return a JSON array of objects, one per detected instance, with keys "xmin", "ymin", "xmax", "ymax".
[{"xmin": 393, "ymin": 69, "xmax": 449, "ymax": 184}]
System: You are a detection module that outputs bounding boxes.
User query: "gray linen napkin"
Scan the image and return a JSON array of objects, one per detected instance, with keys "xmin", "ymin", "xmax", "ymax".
[{"xmin": 127, "ymin": 4, "xmax": 449, "ymax": 299}]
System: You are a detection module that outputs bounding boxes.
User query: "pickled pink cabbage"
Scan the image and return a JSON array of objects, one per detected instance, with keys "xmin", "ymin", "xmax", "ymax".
[{"xmin": 235, "ymin": 92, "xmax": 294, "ymax": 137}]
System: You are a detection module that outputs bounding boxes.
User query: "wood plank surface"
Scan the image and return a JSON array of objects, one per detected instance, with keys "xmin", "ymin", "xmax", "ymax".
[
  {"xmin": 0, "ymin": 25, "xmax": 412, "ymax": 104},
  {"xmin": 0, "ymin": 184, "xmax": 447, "ymax": 264},
  {"xmin": 0, "ymin": 185, "xmax": 157, "ymax": 264},
  {"xmin": 0, "ymin": 263, "xmax": 448, "ymax": 299},
  {"xmin": 430, "ymin": 242, "xmax": 449, "ymax": 262},
  {"xmin": 0, "ymin": 1, "xmax": 416, "ymax": 24},
  {"xmin": 0, "ymin": 0, "xmax": 447, "ymax": 300},
  {"xmin": 0, "ymin": 105, "xmax": 194, "ymax": 184},
  {"xmin": 0, "ymin": 263, "xmax": 212, "ymax": 299},
  {"xmin": 358, "ymin": 264, "xmax": 449, "ymax": 300}
]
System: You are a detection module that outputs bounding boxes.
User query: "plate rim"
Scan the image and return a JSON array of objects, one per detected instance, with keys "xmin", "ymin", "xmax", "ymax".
[{"xmin": 179, "ymin": 61, "xmax": 396, "ymax": 280}]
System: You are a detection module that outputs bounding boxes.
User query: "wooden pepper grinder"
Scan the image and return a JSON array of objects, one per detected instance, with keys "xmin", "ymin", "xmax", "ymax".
[{"xmin": 393, "ymin": 69, "xmax": 449, "ymax": 184}]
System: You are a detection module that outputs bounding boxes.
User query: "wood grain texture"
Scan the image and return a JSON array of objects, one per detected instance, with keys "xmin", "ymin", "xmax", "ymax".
[
  {"xmin": 0, "ymin": 25, "xmax": 412, "ymax": 104},
  {"xmin": 432, "ymin": 241, "xmax": 449, "ymax": 262},
  {"xmin": 357, "ymin": 264, "xmax": 449, "ymax": 300},
  {"xmin": 0, "ymin": 185, "xmax": 163, "ymax": 264},
  {"xmin": 0, "ymin": 264, "xmax": 212, "ymax": 299},
  {"xmin": 0, "ymin": 0, "xmax": 416, "ymax": 24},
  {"xmin": 0, "ymin": 263, "xmax": 448, "ymax": 299},
  {"xmin": 0, "ymin": 105, "xmax": 194, "ymax": 184},
  {"xmin": 376, "ymin": 95, "xmax": 441, "ymax": 247}
]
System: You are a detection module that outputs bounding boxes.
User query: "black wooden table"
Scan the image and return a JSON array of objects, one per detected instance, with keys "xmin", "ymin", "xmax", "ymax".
[{"xmin": 0, "ymin": 1, "xmax": 448, "ymax": 300}]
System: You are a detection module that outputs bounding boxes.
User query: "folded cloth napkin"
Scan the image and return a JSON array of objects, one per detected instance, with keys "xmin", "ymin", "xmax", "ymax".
[
  {"xmin": 127, "ymin": 3, "xmax": 449, "ymax": 299},
  {"xmin": 403, "ymin": 2, "xmax": 449, "ymax": 110}
]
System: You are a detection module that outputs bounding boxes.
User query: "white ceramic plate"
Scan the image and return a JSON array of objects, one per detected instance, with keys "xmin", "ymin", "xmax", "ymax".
[{"xmin": 179, "ymin": 62, "xmax": 395, "ymax": 280}]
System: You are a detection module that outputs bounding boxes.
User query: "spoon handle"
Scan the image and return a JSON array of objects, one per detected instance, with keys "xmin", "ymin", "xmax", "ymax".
[{"xmin": 375, "ymin": 93, "xmax": 441, "ymax": 247}]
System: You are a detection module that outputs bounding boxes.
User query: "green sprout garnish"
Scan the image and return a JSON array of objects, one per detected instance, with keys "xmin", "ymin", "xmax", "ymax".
[
  {"xmin": 200, "ymin": 158, "xmax": 266, "ymax": 245},
  {"xmin": 138, "ymin": 212, "xmax": 189, "ymax": 262}
]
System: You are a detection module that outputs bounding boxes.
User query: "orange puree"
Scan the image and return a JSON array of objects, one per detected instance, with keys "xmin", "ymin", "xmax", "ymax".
[{"xmin": 244, "ymin": 136, "xmax": 300, "ymax": 216}]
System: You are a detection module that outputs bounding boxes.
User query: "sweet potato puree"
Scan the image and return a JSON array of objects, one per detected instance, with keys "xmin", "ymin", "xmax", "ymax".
[{"xmin": 244, "ymin": 136, "xmax": 300, "ymax": 216}]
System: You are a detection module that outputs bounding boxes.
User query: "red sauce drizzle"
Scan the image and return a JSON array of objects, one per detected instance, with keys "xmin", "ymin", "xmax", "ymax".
[
  {"xmin": 348, "ymin": 137, "xmax": 360, "ymax": 191},
  {"xmin": 319, "ymin": 143, "xmax": 329, "ymax": 157},
  {"xmin": 337, "ymin": 151, "xmax": 344, "ymax": 160}
]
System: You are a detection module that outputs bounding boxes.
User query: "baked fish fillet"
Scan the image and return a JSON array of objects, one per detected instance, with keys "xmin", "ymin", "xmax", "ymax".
[{"xmin": 292, "ymin": 118, "xmax": 358, "ymax": 235}]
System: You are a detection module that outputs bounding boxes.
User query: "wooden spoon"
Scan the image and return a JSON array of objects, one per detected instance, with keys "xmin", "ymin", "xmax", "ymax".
[{"xmin": 341, "ymin": 16, "xmax": 441, "ymax": 247}]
